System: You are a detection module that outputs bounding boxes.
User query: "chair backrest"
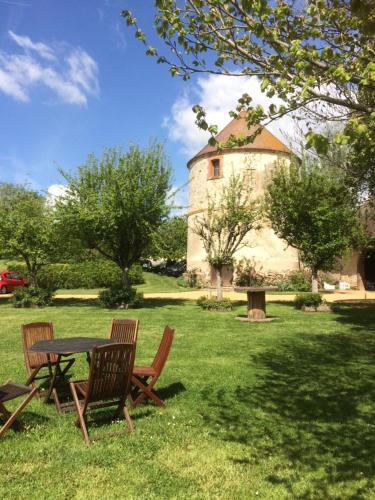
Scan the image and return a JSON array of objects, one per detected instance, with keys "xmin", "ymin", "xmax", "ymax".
[
  {"xmin": 85, "ymin": 343, "xmax": 135, "ymax": 404},
  {"xmin": 108, "ymin": 319, "xmax": 139, "ymax": 344},
  {"xmin": 151, "ymin": 326, "xmax": 175, "ymax": 375},
  {"xmin": 21, "ymin": 322, "xmax": 56, "ymax": 372}
]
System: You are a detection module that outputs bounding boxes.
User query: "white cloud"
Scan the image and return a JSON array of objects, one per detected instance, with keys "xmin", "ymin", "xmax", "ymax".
[
  {"xmin": 168, "ymin": 184, "xmax": 189, "ymax": 216},
  {"xmin": 9, "ymin": 30, "xmax": 56, "ymax": 60},
  {"xmin": 163, "ymin": 74, "xmax": 299, "ymax": 157},
  {"xmin": 46, "ymin": 184, "xmax": 68, "ymax": 206},
  {"xmin": 0, "ymin": 31, "xmax": 99, "ymax": 105}
]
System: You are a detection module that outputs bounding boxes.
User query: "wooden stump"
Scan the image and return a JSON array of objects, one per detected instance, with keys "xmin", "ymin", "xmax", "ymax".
[{"xmin": 247, "ymin": 290, "xmax": 266, "ymax": 320}]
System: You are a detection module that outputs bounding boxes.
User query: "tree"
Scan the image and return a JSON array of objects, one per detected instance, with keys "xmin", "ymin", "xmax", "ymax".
[
  {"xmin": 57, "ymin": 144, "xmax": 171, "ymax": 288},
  {"xmin": 193, "ymin": 173, "xmax": 260, "ymax": 299},
  {"xmin": 0, "ymin": 184, "xmax": 57, "ymax": 287},
  {"xmin": 122, "ymin": 1, "xmax": 375, "ymax": 184},
  {"xmin": 149, "ymin": 215, "xmax": 188, "ymax": 261},
  {"xmin": 265, "ymin": 161, "xmax": 363, "ymax": 292}
]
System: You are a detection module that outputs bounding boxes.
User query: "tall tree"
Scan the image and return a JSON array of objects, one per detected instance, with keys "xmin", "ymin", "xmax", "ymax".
[
  {"xmin": 57, "ymin": 144, "xmax": 171, "ymax": 287},
  {"xmin": 149, "ymin": 215, "xmax": 188, "ymax": 261},
  {"xmin": 123, "ymin": 1, "xmax": 375, "ymax": 189},
  {"xmin": 0, "ymin": 184, "xmax": 57, "ymax": 287},
  {"xmin": 193, "ymin": 173, "xmax": 260, "ymax": 299},
  {"xmin": 265, "ymin": 161, "xmax": 363, "ymax": 292}
]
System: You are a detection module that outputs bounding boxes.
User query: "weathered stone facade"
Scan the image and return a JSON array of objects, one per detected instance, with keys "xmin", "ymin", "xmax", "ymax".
[{"xmin": 186, "ymin": 114, "xmax": 375, "ymax": 290}]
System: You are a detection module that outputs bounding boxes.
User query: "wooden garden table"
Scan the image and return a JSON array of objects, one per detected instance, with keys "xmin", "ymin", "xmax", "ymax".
[
  {"xmin": 234, "ymin": 287, "xmax": 276, "ymax": 320},
  {"xmin": 29, "ymin": 337, "xmax": 116, "ymax": 413}
]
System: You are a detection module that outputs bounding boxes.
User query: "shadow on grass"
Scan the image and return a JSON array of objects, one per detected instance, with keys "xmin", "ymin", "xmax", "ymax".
[
  {"xmin": 332, "ymin": 301, "xmax": 375, "ymax": 333},
  {"xmin": 200, "ymin": 325, "xmax": 375, "ymax": 497},
  {"xmin": 53, "ymin": 297, "xmax": 101, "ymax": 308},
  {"xmin": 142, "ymin": 298, "xmax": 190, "ymax": 309}
]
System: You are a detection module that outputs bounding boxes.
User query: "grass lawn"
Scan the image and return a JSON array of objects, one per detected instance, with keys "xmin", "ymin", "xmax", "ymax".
[
  {"xmin": 1, "ymin": 297, "xmax": 375, "ymax": 499},
  {"xmin": 56, "ymin": 272, "xmax": 195, "ymax": 295}
]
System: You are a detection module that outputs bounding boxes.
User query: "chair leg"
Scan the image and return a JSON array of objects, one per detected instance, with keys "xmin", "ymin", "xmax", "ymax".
[
  {"xmin": 70, "ymin": 383, "xmax": 90, "ymax": 445},
  {"xmin": 25, "ymin": 366, "xmax": 42, "ymax": 386},
  {"xmin": 123, "ymin": 406, "xmax": 133, "ymax": 433},
  {"xmin": 132, "ymin": 376, "xmax": 165, "ymax": 408},
  {"xmin": 0, "ymin": 388, "xmax": 37, "ymax": 438}
]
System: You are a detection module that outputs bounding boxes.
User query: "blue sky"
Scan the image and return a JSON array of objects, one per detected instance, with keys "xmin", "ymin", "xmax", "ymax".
[{"xmin": 0, "ymin": 0, "xmax": 292, "ymax": 206}]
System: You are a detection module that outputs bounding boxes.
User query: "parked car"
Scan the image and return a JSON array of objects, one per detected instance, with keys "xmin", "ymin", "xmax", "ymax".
[
  {"xmin": 164, "ymin": 260, "xmax": 186, "ymax": 277},
  {"xmin": 0, "ymin": 271, "xmax": 28, "ymax": 294}
]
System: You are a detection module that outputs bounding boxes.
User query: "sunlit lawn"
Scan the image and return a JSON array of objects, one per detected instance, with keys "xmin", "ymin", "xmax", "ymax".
[
  {"xmin": 55, "ymin": 272, "xmax": 195, "ymax": 295},
  {"xmin": 1, "ymin": 296, "xmax": 375, "ymax": 499}
]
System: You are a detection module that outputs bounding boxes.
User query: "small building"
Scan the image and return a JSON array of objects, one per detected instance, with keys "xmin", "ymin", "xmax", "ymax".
[{"xmin": 186, "ymin": 113, "xmax": 375, "ymax": 290}]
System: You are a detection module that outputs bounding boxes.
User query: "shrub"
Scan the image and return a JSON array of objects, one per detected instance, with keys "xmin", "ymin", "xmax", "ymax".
[
  {"xmin": 99, "ymin": 285, "xmax": 143, "ymax": 309},
  {"xmin": 6, "ymin": 259, "xmax": 144, "ymax": 290},
  {"xmin": 294, "ymin": 292, "xmax": 323, "ymax": 310},
  {"xmin": 234, "ymin": 258, "xmax": 265, "ymax": 287},
  {"xmin": 196, "ymin": 295, "xmax": 232, "ymax": 311},
  {"xmin": 12, "ymin": 286, "xmax": 54, "ymax": 308},
  {"xmin": 177, "ymin": 269, "xmax": 200, "ymax": 288},
  {"xmin": 277, "ymin": 271, "xmax": 310, "ymax": 292}
]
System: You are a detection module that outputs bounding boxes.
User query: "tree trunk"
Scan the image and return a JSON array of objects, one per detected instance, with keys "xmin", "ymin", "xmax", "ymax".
[
  {"xmin": 311, "ymin": 270, "xmax": 319, "ymax": 293},
  {"xmin": 122, "ymin": 267, "xmax": 130, "ymax": 288},
  {"xmin": 216, "ymin": 267, "xmax": 223, "ymax": 300}
]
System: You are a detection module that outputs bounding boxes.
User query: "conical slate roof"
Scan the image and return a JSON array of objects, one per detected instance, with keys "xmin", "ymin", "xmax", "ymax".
[{"xmin": 188, "ymin": 112, "xmax": 290, "ymax": 166}]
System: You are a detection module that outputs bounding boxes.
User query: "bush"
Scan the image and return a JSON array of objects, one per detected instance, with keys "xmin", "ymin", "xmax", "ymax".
[
  {"xmin": 6, "ymin": 260, "xmax": 144, "ymax": 290},
  {"xmin": 177, "ymin": 269, "xmax": 200, "ymax": 288},
  {"xmin": 99, "ymin": 285, "xmax": 143, "ymax": 309},
  {"xmin": 234, "ymin": 258, "xmax": 265, "ymax": 287},
  {"xmin": 294, "ymin": 292, "xmax": 323, "ymax": 310},
  {"xmin": 12, "ymin": 286, "xmax": 54, "ymax": 308},
  {"xmin": 196, "ymin": 296, "xmax": 232, "ymax": 311},
  {"xmin": 277, "ymin": 271, "xmax": 310, "ymax": 292}
]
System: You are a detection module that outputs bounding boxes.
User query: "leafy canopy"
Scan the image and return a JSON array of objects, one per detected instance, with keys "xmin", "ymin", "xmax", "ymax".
[
  {"xmin": 123, "ymin": 1, "xmax": 375, "ymax": 152},
  {"xmin": 193, "ymin": 173, "xmax": 260, "ymax": 298},
  {"xmin": 149, "ymin": 215, "xmax": 188, "ymax": 261},
  {"xmin": 58, "ymin": 144, "xmax": 171, "ymax": 285},
  {"xmin": 0, "ymin": 183, "xmax": 58, "ymax": 286},
  {"xmin": 265, "ymin": 162, "xmax": 363, "ymax": 283}
]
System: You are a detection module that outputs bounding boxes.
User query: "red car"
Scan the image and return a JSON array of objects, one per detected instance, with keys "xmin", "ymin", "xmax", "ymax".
[{"xmin": 0, "ymin": 271, "xmax": 28, "ymax": 294}]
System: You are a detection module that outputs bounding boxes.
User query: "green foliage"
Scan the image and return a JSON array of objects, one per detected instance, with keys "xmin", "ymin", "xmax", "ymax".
[
  {"xmin": 98, "ymin": 285, "xmax": 143, "ymax": 309},
  {"xmin": 193, "ymin": 173, "xmax": 260, "ymax": 299},
  {"xmin": 0, "ymin": 184, "xmax": 59, "ymax": 287},
  {"xmin": 234, "ymin": 258, "xmax": 265, "ymax": 287},
  {"xmin": 11, "ymin": 286, "xmax": 54, "ymax": 308},
  {"xmin": 57, "ymin": 144, "xmax": 171, "ymax": 287},
  {"xmin": 277, "ymin": 271, "xmax": 310, "ymax": 292},
  {"xmin": 266, "ymin": 161, "xmax": 363, "ymax": 291},
  {"xmin": 149, "ymin": 216, "xmax": 187, "ymax": 261},
  {"xmin": 294, "ymin": 292, "xmax": 323, "ymax": 310},
  {"xmin": 6, "ymin": 260, "xmax": 144, "ymax": 290},
  {"xmin": 123, "ymin": 2, "xmax": 375, "ymax": 167},
  {"xmin": 176, "ymin": 269, "xmax": 200, "ymax": 288},
  {"xmin": 196, "ymin": 295, "xmax": 232, "ymax": 311}
]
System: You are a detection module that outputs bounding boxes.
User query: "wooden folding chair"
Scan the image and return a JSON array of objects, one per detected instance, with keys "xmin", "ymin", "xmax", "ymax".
[
  {"xmin": 22, "ymin": 322, "xmax": 75, "ymax": 392},
  {"xmin": 108, "ymin": 319, "xmax": 139, "ymax": 344},
  {"xmin": 131, "ymin": 326, "xmax": 174, "ymax": 408},
  {"xmin": 0, "ymin": 381, "xmax": 37, "ymax": 438},
  {"xmin": 70, "ymin": 343, "xmax": 135, "ymax": 445}
]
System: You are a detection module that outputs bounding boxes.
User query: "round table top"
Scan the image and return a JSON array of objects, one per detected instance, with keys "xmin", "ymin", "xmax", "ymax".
[
  {"xmin": 234, "ymin": 287, "xmax": 277, "ymax": 292},
  {"xmin": 29, "ymin": 337, "xmax": 116, "ymax": 355}
]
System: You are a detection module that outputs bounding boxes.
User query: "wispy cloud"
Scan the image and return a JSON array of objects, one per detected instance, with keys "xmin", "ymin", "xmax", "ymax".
[
  {"xmin": 9, "ymin": 30, "xmax": 56, "ymax": 60},
  {"xmin": 0, "ymin": 31, "xmax": 99, "ymax": 105}
]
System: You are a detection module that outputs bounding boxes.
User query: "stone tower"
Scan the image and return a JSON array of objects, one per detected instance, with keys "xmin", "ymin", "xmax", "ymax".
[{"xmin": 186, "ymin": 112, "xmax": 300, "ymax": 286}]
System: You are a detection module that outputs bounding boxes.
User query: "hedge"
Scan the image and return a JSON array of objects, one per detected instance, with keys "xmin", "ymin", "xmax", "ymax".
[{"xmin": 5, "ymin": 260, "xmax": 144, "ymax": 290}]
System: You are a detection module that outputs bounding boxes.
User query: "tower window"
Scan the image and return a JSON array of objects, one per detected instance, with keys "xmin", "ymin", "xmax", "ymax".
[{"xmin": 208, "ymin": 157, "xmax": 222, "ymax": 179}]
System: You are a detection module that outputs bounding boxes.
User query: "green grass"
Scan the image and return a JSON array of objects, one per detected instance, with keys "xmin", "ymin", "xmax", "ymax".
[
  {"xmin": 1, "ymin": 296, "xmax": 375, "ymax": 498},
  {"xmin": 56, "ymin": 272, "xmax": 195, "ymax": 295}
]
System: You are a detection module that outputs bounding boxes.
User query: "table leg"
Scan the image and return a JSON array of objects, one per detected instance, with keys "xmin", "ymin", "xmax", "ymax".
[
  {"xmin": 247, "ymin": 291, "xmax": 266, "ymax": 320},
  {"xmin": 45, "ymin": 354, "xmax": 62, "ymax": 403}
]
